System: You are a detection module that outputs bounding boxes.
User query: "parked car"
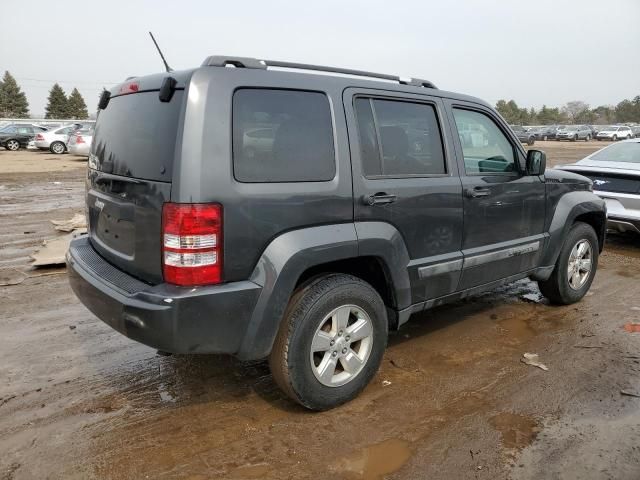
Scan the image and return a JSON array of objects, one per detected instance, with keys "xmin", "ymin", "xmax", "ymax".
[
  {"xmin": 630, "ymin": 126, "xmax": 640, "ymax": 138},
  {"xmin": 510, "ymin": 125, "xmax": 536, "ymax": 145},
  {"xmin": 557, "ymin": 139, "xmax": 640, "ymax": 234},
  {"xmin": 34, "ymin": 125, "xmax": 81, "ymax": 153},
  {"xmin": 0, "ymin": 124, "xmax": 47, "ymax": 151},
  {"xmin": 67, "ymin": 55, "xmax": 606, "ymax": 410},
  {"xmin": 67, "ymin": 128, "xmax": 93, "ymax": 156},
  {"xmin": 533, "ymin": 125, "xmax": 556, "ymax": 141},
  {"xmin": 556, "ymin": 125, "xmax": 592, "ymax": 142},
  {"xmin": 596, "ymin": 125, "xmax": 634, "ymax": 141}
]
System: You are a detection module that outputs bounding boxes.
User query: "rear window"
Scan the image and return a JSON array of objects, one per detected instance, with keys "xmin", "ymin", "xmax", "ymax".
[
  {"xmin": 91, "ymin": 91, "xmax": 184, "ymax": 181},
  {"xmin": 232, "ymin": 89, "xmax": 336, "ymax": 183},
  {"xmin": 354, "ymin": 97, "xmax": 446, "ymax": 177}
]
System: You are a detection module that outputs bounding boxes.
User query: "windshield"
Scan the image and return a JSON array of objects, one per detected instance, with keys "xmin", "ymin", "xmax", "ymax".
[{"xmin": 591, "ymin": 142, "xmax": 640, "ymax": 163}]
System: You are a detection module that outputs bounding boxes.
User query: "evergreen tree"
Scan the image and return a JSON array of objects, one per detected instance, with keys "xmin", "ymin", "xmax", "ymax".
[
  {"xmin": 0, "ymin": 71, "xmax": 30, "ymax": 117},
  {"xmin": 67, "ymin": 88, "xmax": 88, "ymax": 119},
  {"xmin": 45, "ymin": 83, "xmax": 69, "ymax": 119}
]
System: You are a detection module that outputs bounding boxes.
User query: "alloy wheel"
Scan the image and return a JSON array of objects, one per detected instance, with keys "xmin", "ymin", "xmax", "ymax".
[
  {"xmin": 6, "ymin": 140, "xmax": 19, "ymax": 151},
  {"xmin": 567, "ymin": 239, "xmax": 593, "ymax": 290},
  {"xmin": 309, "ymin": 304, "xmax": 374, "ymax": 387}
]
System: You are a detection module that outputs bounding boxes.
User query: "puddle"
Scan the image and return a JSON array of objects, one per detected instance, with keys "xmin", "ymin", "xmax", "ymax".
[
  {"xmin": 490, "ymin": 412, "xmax": 539, "ymax": 452},
  {"xmin": 334, "ymin": 438, "xmax": 412, "ymax": 480}
]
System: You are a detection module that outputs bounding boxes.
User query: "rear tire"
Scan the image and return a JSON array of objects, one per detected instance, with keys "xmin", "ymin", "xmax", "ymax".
[
  {"xmin": 5, "ymin": 139, "xmax": 20, "ymax": 151},
  {"xmin": 50, "ymin": 141, "xmax": 66, "ymax": 154},
  {"xmin": 571, "ymin": 134, "xmax": 577, "ymax": 142},
  {"xmin": 538, "ymin": 222, "xmax": 599, "ymax": 305},
  {"xmin": 269, "ymin": 274, "xmax": 388, "ymax": 411}
]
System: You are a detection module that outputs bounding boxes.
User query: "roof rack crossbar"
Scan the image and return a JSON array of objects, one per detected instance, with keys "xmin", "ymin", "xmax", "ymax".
[{"xmin": 202, "ymin": 56, "xmax": 437, "ymax": 89}]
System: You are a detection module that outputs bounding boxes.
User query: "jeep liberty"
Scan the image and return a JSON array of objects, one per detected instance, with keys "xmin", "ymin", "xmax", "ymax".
[{"xmin": 67, "ymin": 56, "xmax": 606, "ymax": 410}]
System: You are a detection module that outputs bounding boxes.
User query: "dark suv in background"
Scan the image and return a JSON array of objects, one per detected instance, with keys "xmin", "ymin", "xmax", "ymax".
[
  {"xmin": 510, "ymin": 125, "xmax": 536, "ymax": 145},
  {"xmin": 67, "ymin": 56, "xmax": 606, "ymax": 410}
]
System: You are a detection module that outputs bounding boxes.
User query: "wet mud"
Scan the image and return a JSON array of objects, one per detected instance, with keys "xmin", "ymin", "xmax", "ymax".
[{"xmin": 1, "ymin": 146, "xmax": 639, "ymax": 479}]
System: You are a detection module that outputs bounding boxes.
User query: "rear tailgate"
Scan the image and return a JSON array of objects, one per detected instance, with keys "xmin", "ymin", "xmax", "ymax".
[{"xmin": 87, "ymin": 75, "xmax": 189, "ymax": 284}]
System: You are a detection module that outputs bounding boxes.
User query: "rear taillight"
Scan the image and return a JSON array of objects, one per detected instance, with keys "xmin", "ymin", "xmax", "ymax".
[
  {"xmin": 161, "ymin": 203, "xmax": 222, "ymax": 286},
  {"xmin": 75, "ymin": 135, "xmax": 85, "ymax": 144},
  {"xmin": 35, "ymin": 134, "xmax": 44, "ymax": 141}
]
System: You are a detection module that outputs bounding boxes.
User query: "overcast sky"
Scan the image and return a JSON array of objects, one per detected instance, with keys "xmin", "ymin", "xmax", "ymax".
[{"xmin": 1, "ymin": 0, "xmax": 639, "ymax": 117}]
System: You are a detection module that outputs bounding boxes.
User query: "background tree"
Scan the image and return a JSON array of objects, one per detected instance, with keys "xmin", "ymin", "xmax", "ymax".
[
  {"xmin": 0, "ymin": 71, "xmax": 29, "ymax": 117},
  {"xmin": 67, "ymin": 88, "xmax": 88, "ymax": 119},
  {"xmin": 45, "ymin": 83, "xmax": 68, "ymax": 118},
  {"xmin": 561, "ymin": 101, "xmax": 590, "ymax": 124}
]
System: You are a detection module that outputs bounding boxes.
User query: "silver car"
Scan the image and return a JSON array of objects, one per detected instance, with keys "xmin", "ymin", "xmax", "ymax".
[
  {"xmin": 67, "ymin": 128, "xmax": 93, "ymax": 156},
  {"xmin": 557, "ymin": 139, "xmax": 640, "ymax": 233}
]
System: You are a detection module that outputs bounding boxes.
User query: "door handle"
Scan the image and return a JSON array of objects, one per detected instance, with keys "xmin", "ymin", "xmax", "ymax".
[
  {"xmin": 465, "ymin": 187, "xmax": 491, "ymax": 198},
  {"xmin": 363, "ymin": 193, "xmax": 397, "ymax": 206}
]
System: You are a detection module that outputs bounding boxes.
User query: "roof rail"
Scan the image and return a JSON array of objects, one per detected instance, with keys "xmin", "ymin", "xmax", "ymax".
[{"xmin": 201, "ymin": 56, "xmax": 437, "ymax": 89}]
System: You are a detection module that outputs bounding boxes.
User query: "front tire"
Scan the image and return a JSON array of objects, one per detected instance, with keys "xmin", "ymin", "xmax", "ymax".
[
  {"xmin": 527, "ymin": 137, "xmax": 535, "ymax": 146},
  {"xmin": 269, "ymin": 274, "xmax": 388, "ymax": 411},
  {"xmin": 543, "ymin": 135, "xmax": 548, "ymax": 141},
  {"xmin": 538, "ymin": 222, "xmax": 599, "ymax": 305},
  {"xmin": 5, "ymin": 139, "xmax": 20, "ymax": 151},
  {"xmin": 612, "ymin": 135, "xmax": 618, "ymax": 142},
  {"xmin": 585, "ymin": 134, "xmax": 591, "ymax": 141},
  {"xmin": 571, "ymin": 134, "xmax": 577, "ymax": 142}
]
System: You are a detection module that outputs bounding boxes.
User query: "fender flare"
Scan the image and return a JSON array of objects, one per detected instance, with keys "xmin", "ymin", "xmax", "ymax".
[
  {"xmin": 235, "ymin": 222, "xmax": 412, "ymax": 360},
  {"xmin": 539, "ymin": 191, "xmax": 606, "ymax": 269}
]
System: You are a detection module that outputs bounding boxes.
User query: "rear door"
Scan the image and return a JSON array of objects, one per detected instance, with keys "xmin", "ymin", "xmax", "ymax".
[
  {"xmin": 87, "ymin": 87, "xmax": 186, "ymax": 283},
  {"xmin": 445, "ymin": 101, "xmax": 546, "ymax": 290},
  {"xmin": 344, "ymin": 89, "xmax": 464, "ymax": 303}
]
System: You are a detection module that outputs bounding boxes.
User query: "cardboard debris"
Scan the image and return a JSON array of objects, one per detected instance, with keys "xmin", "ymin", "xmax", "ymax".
[
  {"xmin": 30, "ymin": 229, "xmax": 86, "ymax": 267},
  {"xmin": 521, "ymin": 353, "xmax": 549, "ymax": 371},
  {"xmin": 51, "ymin": 213, "xmax": 86, "ymax": 232}
]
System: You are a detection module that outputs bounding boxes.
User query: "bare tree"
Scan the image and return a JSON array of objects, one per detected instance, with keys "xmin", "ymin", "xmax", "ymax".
[{"xmin": 561, "ymin": 101, "xmax": 590, "ymax": 123}]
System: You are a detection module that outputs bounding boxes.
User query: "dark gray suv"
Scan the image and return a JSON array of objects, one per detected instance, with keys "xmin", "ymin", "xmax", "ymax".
[{"xmin": 67, "ymin": 56, "xmax": 607, "ymax": 410}]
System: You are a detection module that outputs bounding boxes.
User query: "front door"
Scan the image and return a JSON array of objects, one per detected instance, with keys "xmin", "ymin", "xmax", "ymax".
[
  {"xmin": 445, "ymin": 101, "xmax": 546, "ymax": 290},
  {"xmin": 344, "ymin": 89, "xmax": 464, "ymax": 304}
]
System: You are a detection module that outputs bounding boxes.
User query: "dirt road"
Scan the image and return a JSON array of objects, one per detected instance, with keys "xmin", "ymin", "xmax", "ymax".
[{"xmin": 1, "ymin": 143, "xmax": 639, "ymax": 480}]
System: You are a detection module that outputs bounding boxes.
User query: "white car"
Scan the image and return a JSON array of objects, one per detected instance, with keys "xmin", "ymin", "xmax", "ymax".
[
  {"xmin": 34, "ymin": 125, "xmax": 79, "ymax": 153},
  {"xmin": 67, "ymin": 129, "xmax": 93, "ymax": 156},
  {"xmin": 596, "ymin": 125, "xmax": 633, "ymax": 142},
  {"xmin": 556, "ymin": 139, "xmax": 640, "ymax": 234}
]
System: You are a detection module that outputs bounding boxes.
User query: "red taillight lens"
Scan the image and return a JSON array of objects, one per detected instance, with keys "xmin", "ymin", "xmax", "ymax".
[
  {"xmin": 75, "ymin": 135, "xmax": 85, "ymax": 144},
  {"xmin": 161, "ymin": 203, "xmax": 222, "ymax": 286},
  {"xmin": 35, "ymin": 134, "xmax": 44, "ymax": 140}
]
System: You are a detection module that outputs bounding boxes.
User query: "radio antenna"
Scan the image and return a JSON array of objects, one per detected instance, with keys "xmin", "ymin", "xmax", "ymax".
[{"xmin": 149, "ymin": 32, "xmax": 173, "ymax": 72}]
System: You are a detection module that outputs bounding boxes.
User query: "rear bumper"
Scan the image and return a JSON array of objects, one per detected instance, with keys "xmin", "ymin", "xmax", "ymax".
[
  {"xmin": 68, "ymin": 144, "xmax": 89, "ymax": 156},
  {"xmin": 67, "ymin": 236, "xmax": 262, "ymax": 355}
]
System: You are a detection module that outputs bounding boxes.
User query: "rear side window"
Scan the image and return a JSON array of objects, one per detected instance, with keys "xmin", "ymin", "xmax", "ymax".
[
  {"xmin": 233, "ymin": 89, "xmax": 336, "ymax": 183},
  {"xmin": 354, "ymin": 97, "xmax": 446, "ymax": 177}
]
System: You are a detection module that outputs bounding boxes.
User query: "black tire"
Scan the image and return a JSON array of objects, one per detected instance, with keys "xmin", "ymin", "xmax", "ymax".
[
  {"xmin": 269, "ymin": 274, "xmax": 388, "ymax": 411},
  {"xmin": 50, "ymin": 141, "xmax": 66, "ymax": 154},
  {"xmin": 571, "ymin": 134, "xmax": 577, "ymax": 142},
  {"xmin": 585, "ymin": 134, "xmax": 591, "ymax": 142},
  {"xmin": 543, "ymin": 135, "xmax": 548, "ymax": 141},
  {"xmin": 538, "ymin": 222, "xmax": 599, "ymax": 305},
  {"xmin": 527, "ymin": 137, "xmax": 535, "ymax": 146},
  {"xmin": 612, "ymin": 135, "xmax": 618, "ymax": 142},
  {"xmin": 5, "ymin": 139, "xmax": 20, "ymax": 151}
]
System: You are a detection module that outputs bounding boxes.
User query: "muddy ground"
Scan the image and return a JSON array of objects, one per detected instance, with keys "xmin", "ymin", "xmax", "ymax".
[{"xmin": 1, "ymin": 142, "xmax": 639, "ymax": 480}]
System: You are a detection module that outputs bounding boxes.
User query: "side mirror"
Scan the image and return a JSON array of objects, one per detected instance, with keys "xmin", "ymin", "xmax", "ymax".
[{"xmin": 526, "ymin": 149, "xmax": 546, "ymax": 176}]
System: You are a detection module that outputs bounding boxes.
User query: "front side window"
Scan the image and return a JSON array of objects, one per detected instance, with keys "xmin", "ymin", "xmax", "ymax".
[
  {"xmin": 354, "ymin": 97, "xmax": 446, "ymax": 177},
  {"xmin": 232, "ymin": 89, "xmax": 335, "ymax": 183},
  {"xmin": 453, "ymin": 108, "xmax": 517, "ymax": 174}
]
